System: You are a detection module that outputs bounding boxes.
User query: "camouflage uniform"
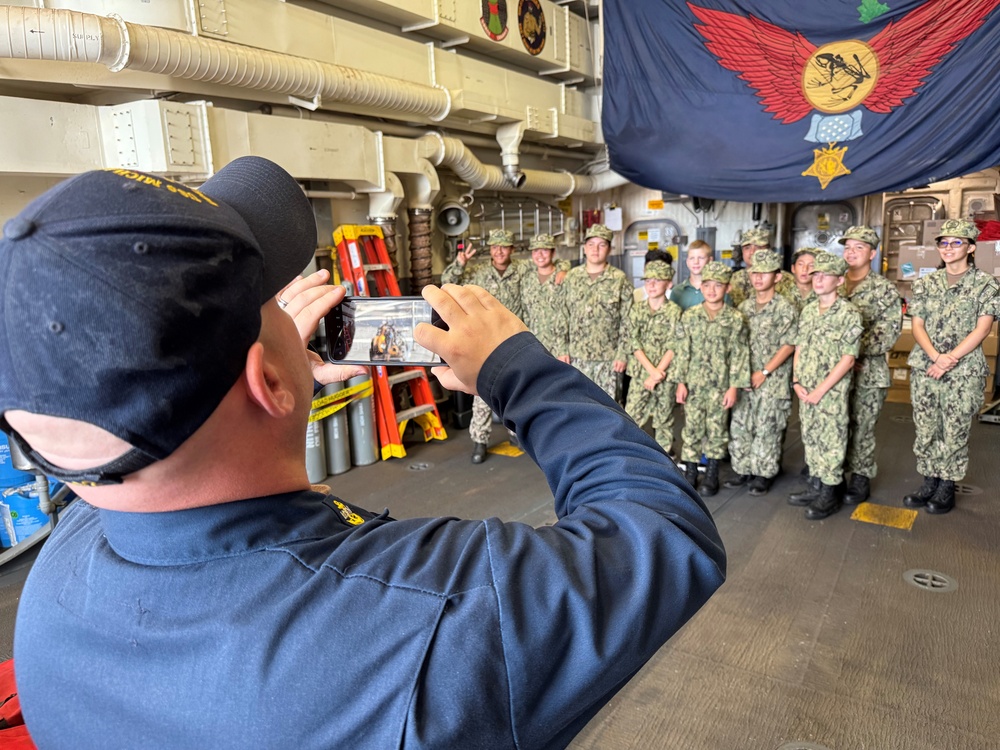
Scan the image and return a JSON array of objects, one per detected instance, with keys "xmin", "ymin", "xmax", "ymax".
[
  {"xmin": 840, "ymin": 270, "xmax": 902, "ymax": 479},
  {"xmin": 441, "ymin": 229, "xmax": 524, "ymax": 446},
  {"xmin": 791, "ymin": 288, "xmax": 817, "ymax": 313},
  {"xmin": 730, "ymin": 269, "xmax": 798, "ymax": 309},
  {"xmin": 625, "ymin": 262, "xmax": 683, "ymax": 452},
  {"xmin": 440, "ymin": 260, "xmax": 526, "ymax": 317},
  {"xmin": 908, "ymin": 265, "xmax": 1000, "ymax": 481},
  {"xmin": 561, "ymin": 225, "xmax": 633, "ymax": 398},
  {"xmin": 730, "ymin": 258, "xmax": 798, "ymax": 480},
  {"xmin": 674, "ymin": 264, "xmax": 750, "ymax": 463},
  {"xmin": 729, "ymin": 228, "xmax": 797, "ymax": 309},
  {"xmin": 796, "ymin": 293, "xmax": 863, "ymax": 487},
  {"xmin": 789, "ymin": 247, "xmax": 820, "ymax": 313},
  {"xmin": 520, "ymin": 234, "xmax": 568, "ymax": 355}
]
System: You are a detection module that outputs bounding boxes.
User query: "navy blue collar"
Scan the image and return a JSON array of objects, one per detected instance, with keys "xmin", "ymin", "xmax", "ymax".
[{"xmin": 98, "ymin": 491, "xmax": 349, "ymax": 566}]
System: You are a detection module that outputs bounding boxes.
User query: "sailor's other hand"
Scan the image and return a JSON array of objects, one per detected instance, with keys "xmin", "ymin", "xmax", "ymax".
[
  {"xmin": 276, "ymin": 270, "xmax": 365, "ymax": 384},
  {"xmin": 415, "ymin": 284, "xmax": 528, "ymax": 396}
]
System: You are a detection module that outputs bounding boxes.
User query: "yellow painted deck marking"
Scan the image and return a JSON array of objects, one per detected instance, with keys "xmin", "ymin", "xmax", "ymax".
[
  {"xmin": 489, "ymin": 441, "xmax": 524, "ymax": 457},
  {"xmin": 850, "ymin": 502, "xmax": 917, "ymax": 530}
]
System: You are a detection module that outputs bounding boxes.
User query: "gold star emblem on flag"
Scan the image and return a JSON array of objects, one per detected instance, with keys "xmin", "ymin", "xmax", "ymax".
[{"xmin": 801, "ymin": 144, "xmax": 851, "ymax": 189}]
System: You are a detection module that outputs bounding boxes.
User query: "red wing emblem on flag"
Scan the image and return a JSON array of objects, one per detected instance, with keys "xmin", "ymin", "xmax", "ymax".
[{"xmin": 689, "ymin": 0, "xmax": 1000, "ymax": 123}]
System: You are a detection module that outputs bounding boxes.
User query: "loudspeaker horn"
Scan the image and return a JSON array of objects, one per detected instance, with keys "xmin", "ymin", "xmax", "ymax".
[{"xmin": 436, "ymin": 202, "xmax": 471, "ymax": 236}]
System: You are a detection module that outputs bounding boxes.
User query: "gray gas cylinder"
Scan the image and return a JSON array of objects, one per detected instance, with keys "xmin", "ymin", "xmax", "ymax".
[
  {"xmin": 320, "ymin": 382, "xmax": 352, "ymax": 475},
  {"xmin": 305, "ymin": 418, "xmax": 327, "ymax": 483},
  {"xmin": 347, "ymin": 372, "xmax": 378, "ymax": 466}
]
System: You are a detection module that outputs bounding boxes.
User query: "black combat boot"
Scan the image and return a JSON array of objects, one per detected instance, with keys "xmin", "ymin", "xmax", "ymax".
[
  {"xmin": 723, "ymin": 473, "xmax": 751, "ymax": 488},
  {"xmin": 805, "ymin": 482, "xmax": 842, "ymax": 520},
  {"xmin": 684, "ymin": 461, "xmax": 699, "ymax": 488},
  {"xmin": 700, "ymin": 459, "xmax": 720, "ymax": 497},
  {"xmin": 748, "ymin": 475, "xmax": 772, "ymax": 496},
  {"xmin": 903, "ymin": 476, "xmax": 938, "ymax": 508},
  {"xmin": 926, "ymin": 480, "xmax": 956, "ymax": 515},
  {"xmin": 843, "ymin": 474, "xmax": 870, "ymax": 505},
  {"xmin": 788, "ymin": 475, "xmax": 820, "ymax": 506},
  {"xmin": 471, "ymin": 442, "xmax": 488, "ymax": 464}
]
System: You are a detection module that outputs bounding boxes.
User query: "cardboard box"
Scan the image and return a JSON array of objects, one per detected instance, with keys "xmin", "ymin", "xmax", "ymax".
[
  {"xmin": 886, "ymin": 386, "xmax": 911, "ymax": 404},
  {"xmin": 922, "ymin": 220, "xmax": 948, "ymax": 246},
  {"xmin": 896, "ymin": 245, "xmax": 940, "ymax": 281},
  {"xmin": 888, "ymin": 350, "xmax": 910, "ymax": 368},
  {"xmin": 972, "ymin": 241, "xmax": 1000, "ymax": 276},
  {"xmin": 984, "ymin": 329, "xmax": 999, "ymax": 357},
  {"xmin": 892, "ymin": 328, "xmax": 916, "ymax": 353}
]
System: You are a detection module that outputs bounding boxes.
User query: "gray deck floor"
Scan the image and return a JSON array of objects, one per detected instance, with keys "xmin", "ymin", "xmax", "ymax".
[{"xmin": 2, "ymin": 400, "xmax": 997, "ymax": 749}]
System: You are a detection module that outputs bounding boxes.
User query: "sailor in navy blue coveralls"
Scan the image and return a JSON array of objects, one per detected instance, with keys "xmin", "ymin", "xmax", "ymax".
[{"xmin": 5, "ymin": 161, "xmax": 725, "ymax": 750}]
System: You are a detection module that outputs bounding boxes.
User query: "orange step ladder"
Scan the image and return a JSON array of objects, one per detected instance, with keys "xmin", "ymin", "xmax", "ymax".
[{"xmin": 333, "ymin": 225, "xmax": 447, "ymax": 459}]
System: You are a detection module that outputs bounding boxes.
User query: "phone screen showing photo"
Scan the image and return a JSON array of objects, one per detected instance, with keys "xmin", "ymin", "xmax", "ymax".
[{"xmin": 326, "ymin": 297, "xmax": 444, "ymax": 367}]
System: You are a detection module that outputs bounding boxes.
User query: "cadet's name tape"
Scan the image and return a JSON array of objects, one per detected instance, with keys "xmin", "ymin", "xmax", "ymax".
[{"xmin": 309, "ymin": 379, "xmax": 373, "ymax": 422}]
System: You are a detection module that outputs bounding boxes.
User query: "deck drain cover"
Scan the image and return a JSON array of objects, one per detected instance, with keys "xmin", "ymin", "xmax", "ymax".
[
  {"xmin": 903, "ymin": 569, "xmax": 958, "ymax": 593},
  {"xmin": 777, "ymin": 743, "xmax": 834, "ymax": 750},
  {"xmin": 955, "ymin": 483, "xmax": 982, "ymax": 496},
  {"xmin": 890, "ymin": 415, "xmax": 913, "ymax": 423},
  {"xmin": 408, "ymin": 462, "xmax": 432, "ymax": 471}
]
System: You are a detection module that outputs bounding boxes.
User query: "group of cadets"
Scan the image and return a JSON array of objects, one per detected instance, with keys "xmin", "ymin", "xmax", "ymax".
[{"xmin": 443, "ymin": 218, "xmax": 996, "ymax": 518}]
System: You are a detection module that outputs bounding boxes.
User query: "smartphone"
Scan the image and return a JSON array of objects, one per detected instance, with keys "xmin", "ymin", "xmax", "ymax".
[{"xmin": 325, "ymin": 296, "xmax": 447, "ymax": 367}]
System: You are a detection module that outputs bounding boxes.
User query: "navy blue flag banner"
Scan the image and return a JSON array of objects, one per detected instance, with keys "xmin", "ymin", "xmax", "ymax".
[{"xmin": 603, "ymin": 0, "xmax": 1000, "ymax": 201}]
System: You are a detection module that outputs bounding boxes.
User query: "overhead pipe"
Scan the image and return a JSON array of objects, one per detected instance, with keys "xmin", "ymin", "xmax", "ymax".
[
  {"xmin": 419, "ymin": 134, "xmax": 629, "ymax": 197},
  {"xmin": 0, "ymin": 6, "xmax": 452, "ymax": 121},
  {"xmin": 267, "ymin": 105, "xmax": 597, "ymax": 162}
]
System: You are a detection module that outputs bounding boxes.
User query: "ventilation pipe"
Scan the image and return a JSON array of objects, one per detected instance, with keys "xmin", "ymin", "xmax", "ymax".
[
  {"xmin": 0, "ymin": 6, "xmax": 451, "ymax": 121},
  {"xmin": 496, "ymin": 122, "xmax": 527, "ymax": 189},
  {"xmin": 419, "ymin": 134, "xmax": 628, "ymax": 197},
  {"xmin": 407, "ymin": 209, "xmax": 434, "ymax": 294},
  {"xmin": 367, "ymin": 172, "xmax": 405, "ymax": 279}
]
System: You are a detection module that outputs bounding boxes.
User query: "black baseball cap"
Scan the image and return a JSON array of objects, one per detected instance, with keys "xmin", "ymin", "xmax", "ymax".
[{"xmin": 0, "ymin": 157, "xmax": 316, "ymax": 484}]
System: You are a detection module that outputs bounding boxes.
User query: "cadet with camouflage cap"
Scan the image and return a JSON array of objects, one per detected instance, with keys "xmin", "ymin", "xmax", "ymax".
[
  {"xmin": 521, "ymin": 232, "xmax": 569, "ymax": 364},
  {"xmin": 730, "ymin": 227, "xmax": 797, "ymax": 308},
  {"xmin": 788, "ymin": 250, "xmax": 863, "ymax": 520},
  {"xmin": 727, "ymin": 249, "xmax": 798, "ymax": 495},
  {"xmin": 839, "ymin": 225, "xmax": 880, "ymax": 248},
  {"xmin": 674, "ymin": 260, "xmax": 750, "ymax": 497},
  {"xmin": 585, "ymin": 224, "xmax": 614, "ymax": 242},
  {"xmin": 936, "ymin": 217, "xmax": 980, "ymax": 241},
  {"xmin": 561, "ymin": 223, "xmax": 633, "ymax": 399},
  {"xmin": 837, "ymin": 226, "xmax": 902, "ymax": 505},
  {"xmin": 701, "ymin": 260, "xmax": 732, "ymax": 284},
  {"xmin": 528, "ymin": 233, "xmax": 556, "ymax": 251},
  {"xmin": 809, "ymin": 250, "xmax": 848, "ymax": 276},
  {"xmin": 790, "ymin": 247, "xmax": 819, "ymax": 312},
  {"xmin": 740, "ymin": 227, "xmax": 771, "ymax": 248},
  {"xmin": 904, "ymin": 215, "xmax": 997, "ymax": 514},
  {"xmin": 749, "ymin": 248, "xmax": 782, "ymax": 273},
  {"xmin": 443, "ymin": 227, "xmax": 567, "ymax": 463},
  {"xmin": 643, "ymin": 259, "xmax": 675, "ymax": 281},
  {"xmin": 625, "ymin": 260, "xmax": 683, "ymax": 455}
]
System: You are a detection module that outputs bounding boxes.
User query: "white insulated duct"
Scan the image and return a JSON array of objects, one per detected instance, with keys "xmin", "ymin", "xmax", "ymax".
[
  {"xmin": 420, "ymin": 134, "xmax": 629, "ymax": 198},
  {"xmin": 0, "ymin": 6, "xmax": 452, "ymax": 121}
]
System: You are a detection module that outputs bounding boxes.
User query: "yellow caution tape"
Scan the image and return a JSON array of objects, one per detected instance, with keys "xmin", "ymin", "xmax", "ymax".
[{"xmin": 308, "ymin": 380, "xmax": 373, "ymax": 423}]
